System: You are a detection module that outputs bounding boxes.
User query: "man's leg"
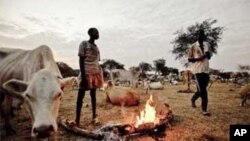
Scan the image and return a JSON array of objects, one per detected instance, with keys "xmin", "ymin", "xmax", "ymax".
[
  {"xmin": 90, "ymin": 88, "xmax": 97, "ymax": 119},
  {"xmin": 199, "ymin": 73, "xmax": 210, "ymax": 115},
  {"xmin": 191, "ymin": 74, "xmax": 202, "ymax": 108},
  {"xmin": 200, "ymin": 88, "xmax": 208, "ymax": 112},
  {"xmin": 191, "ymin": 91, "xmax": 200, "ymax": 108},
  {"xmin": 75, "ymin": 89, "xmax": 85, "ymax": 125}
]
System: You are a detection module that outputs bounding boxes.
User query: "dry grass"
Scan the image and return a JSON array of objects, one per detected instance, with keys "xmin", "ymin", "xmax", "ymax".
[{"xmin": 1, "ymin": 82, "xmax": 250, "ymax": 141}]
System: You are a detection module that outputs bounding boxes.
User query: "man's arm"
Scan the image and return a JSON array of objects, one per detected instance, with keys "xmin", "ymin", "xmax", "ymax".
[
  {"xmin": 188, "ymin": 56, "xmax": 206, "ymax": 62},
  {"xmin": 188, "ymin": 45, "xmax": 207, "ymax": 62},
  {"xmin": 79, "ymin": 56, "xmax": 88, "ymax": 88},
  {"xmin": 78, "ymin": 42, "xmax": 88, "ymax": 88},
  {"xmin": 78, "ymin": 42, "xmax": 87, "ymax": 76},
  {"xmin": 204, "ymin": 52, "xmax": 211, "ymax": 60},
  {"xmin": 79, "ymin": 56, "xmax": 86, "ymax": 77}
]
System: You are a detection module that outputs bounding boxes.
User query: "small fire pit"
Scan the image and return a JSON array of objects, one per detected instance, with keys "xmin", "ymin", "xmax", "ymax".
[{"xmin": 59, "ymin": 94, "xmax": 173, "ymax": 140}]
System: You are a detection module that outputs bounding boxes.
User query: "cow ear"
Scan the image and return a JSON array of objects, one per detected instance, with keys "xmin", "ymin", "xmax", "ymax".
[{"xmin": 3, "ymin": 79, "xmax": 28, "ymax": 99}]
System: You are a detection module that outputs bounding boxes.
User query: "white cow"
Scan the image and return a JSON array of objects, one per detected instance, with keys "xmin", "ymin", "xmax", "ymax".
[
  {"xmin": 143, "ymin": 81, "xmax": 164, "ymax": 94},
  {"xmin": 0, "ymin": 45, "xmax": 72, "ymax": 138},
  {"xmin": 110, "ymin": 69, "xmax": 140, "ymax": 87}
]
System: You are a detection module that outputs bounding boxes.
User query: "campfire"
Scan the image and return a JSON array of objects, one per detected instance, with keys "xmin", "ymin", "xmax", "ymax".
[
  {"xmin": 59, "ymin": 94, "xmax": 173, "ymax": 140},
  {"xmin": 135, "ymin": 94, "xmax": 158, "ymax": 128},
  {"xmin": 120, "ymin": 94, "xmax": 173, "ymax": 139}
]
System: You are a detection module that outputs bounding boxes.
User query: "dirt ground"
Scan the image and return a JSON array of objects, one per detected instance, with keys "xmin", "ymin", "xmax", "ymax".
[{"xmin": 1, "ymin": 81, "xmax": 250, "ymax": 141}]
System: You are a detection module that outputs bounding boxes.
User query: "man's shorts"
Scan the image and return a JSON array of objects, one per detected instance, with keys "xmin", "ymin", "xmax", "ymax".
[{"xmin": 79, "ymin": 72, "xmax": 103, "ymax": 90}]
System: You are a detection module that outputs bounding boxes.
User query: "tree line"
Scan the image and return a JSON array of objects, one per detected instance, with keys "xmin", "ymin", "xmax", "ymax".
[{"xmin": 100, "ymin": 58, "xmax": 179, "ymax": 76}]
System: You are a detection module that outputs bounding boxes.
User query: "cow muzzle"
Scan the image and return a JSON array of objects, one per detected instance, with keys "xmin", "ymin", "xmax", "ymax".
[{"xmin": 33, "ymin": 124, "xmax": 54, "ymax": 138}]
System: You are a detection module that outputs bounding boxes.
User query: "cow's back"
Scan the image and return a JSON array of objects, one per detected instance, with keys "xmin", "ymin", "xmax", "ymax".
[
  {"xmin": 0, "ymin": 48, "xmax": 23, "ymax": 63},
  {"xmin": 0, "ymin": 48, "xmax": 27, "ymax": 88},
  {"xmin": 239, "ymin": 84, "xmax": 250, "ymax": 96},
  {"xmin": 0, "ymin": 45, "xmax": 61, "ymax": 91},
  {"xmin": 107, "ymin": 87, "xmax": 140, "ymax": 106}
]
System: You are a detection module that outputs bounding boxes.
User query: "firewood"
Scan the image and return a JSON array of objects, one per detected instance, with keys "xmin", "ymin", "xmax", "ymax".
[
  {"xmin": 58, "ymin": 118, "xmax": 103, "ymax": 140},
  {"xmin": 57, "ymin": 103, "xmax": 173, "ymax": 140}
]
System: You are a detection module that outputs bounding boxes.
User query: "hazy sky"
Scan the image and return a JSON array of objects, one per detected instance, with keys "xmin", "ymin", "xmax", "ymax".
[{"xmin": 0, "ymin": 0, "xmax": 250, "ymax": 71}]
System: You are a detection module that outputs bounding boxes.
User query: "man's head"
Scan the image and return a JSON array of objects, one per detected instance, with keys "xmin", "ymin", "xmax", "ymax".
[
  {"xmin": 88, "ymin": 27, "xmax": 99, "ymax": 40},
  {"xmin": 198, "ymin": 29, "xmax": 205, "ymax": 43}
]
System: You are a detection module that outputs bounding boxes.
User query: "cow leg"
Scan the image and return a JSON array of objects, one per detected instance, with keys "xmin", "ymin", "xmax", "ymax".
[
  {"xmin": 2, "ymin": 95, "xmax": 16, "ymax": 136},
  {"xmin": 246, "ymin": 95, "xmax": 249, "ymax": 106},
  {"xmin": 145, "ymin": 88, "xmax": 149, "ymax": 94},
  {"xmin": 241, "ymin": 95, "xmax": 248, "ymax": 107},
  {"xmin": 208, "ymin": 81, "xmax": 213, "ymax": 89},
  {"xmin": 121, "ymin": 102, "xmax": 126, "ymax": 118}
]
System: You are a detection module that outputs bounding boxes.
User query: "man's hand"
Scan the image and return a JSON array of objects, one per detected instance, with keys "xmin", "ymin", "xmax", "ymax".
[
  {"xmin": 204, "ymin": 52, "xmax": 211, "ymax": 60},
  {"xmin": 188, "ymin": 56, "xmax": 205, "ymax": 63},
  {"xmin": 199, "ymin": 55, "xmax": 207, "ymax": 60}
]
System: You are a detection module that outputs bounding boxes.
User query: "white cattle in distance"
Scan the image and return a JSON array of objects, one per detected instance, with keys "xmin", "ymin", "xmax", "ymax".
[
  {"xmin": 110, "ymin": 69, "xmax": 140, "ymax": 88},
  {"xmin": 143, "ymin": 81, "xmax": 164, "ymax": 94},
  {"xmin": 0, "ymin": 45, "xmax": 73, "ymax": 138}
]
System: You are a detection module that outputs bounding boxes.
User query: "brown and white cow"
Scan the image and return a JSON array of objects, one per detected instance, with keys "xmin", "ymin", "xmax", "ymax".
[
  {"xmin": 104, "ymin": 81, "xmax": 140, "ymax": 106},
  {"xmin": 0, "ymin": 45, "xmax": 72, "ymax": 138},
  {"xmin": 238, "ymin": 83, "xmax": 250, "ymax": 106}
]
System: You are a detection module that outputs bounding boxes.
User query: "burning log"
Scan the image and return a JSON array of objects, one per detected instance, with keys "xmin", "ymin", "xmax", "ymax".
[{"xmin": 95, "ymin": 96, "xmax": 173, "ymax": 140}]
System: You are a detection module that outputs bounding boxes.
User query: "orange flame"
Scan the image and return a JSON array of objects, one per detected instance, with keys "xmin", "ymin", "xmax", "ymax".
[{"xmin": 134, "ymin": 94, "xmax": 158, "ymax": 128}]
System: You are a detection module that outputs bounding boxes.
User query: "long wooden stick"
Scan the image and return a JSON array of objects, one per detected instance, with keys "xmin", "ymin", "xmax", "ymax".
[{"xmin": 58, "ymin": 118, "xmax": 103, "ymax": 140}]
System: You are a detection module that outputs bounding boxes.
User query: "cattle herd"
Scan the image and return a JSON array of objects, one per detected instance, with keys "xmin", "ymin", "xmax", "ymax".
[{"xmin": 0, "ymin": 46, "xmax": 249, "ymax": 139}]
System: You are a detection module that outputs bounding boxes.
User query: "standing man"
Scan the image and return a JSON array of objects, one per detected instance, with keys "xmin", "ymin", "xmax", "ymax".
[
  {"xmin": 69, "ymin": 28, "xmax": 103, "ymax": 126},
  {"xmin": 188, "ymin": 29, "xmax": 212, "ymax": 116}
]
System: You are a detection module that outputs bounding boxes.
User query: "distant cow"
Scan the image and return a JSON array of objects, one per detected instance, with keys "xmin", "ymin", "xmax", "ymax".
[
  {"xmin": 105, "ymin": 81, "xmax": 140, "ymax": 106},
  {"xmin": 0, "ymin": 46, "xmax": 73, "ymax": 138},
  {"xmin": 218, "ymin": 72, "xmax": 232, "ymax": 83},
  {"xmin": 143, "ymin": 81, "xmax": 164, "ymax": 94},
  {"xmin": 180, "ymin": 70, "xmax": 193, "ymax": 90},
  {"xmin": 208, "ymin": 74, "xmax": 220, "ymax": 88},
  {"xmin": 110, "ymin": 69, "xmax": 140, "ymax": 87},
  {"xmin": 238, "ymin": 84, "xmax": 250, "ymax": 106}
]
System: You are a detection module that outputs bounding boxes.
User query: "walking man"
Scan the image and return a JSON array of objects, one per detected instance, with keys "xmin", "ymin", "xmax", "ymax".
[{"xmin": 188, "ymin": 29, "xmax": 213, "ymax": 116}]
